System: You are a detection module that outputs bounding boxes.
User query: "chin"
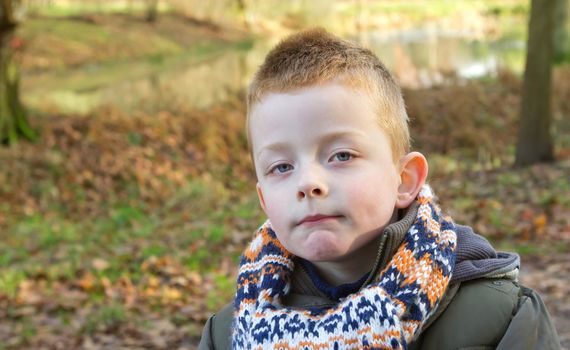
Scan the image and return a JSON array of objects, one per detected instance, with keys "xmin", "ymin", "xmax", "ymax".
[
  {"xmin": 285, "ymin": 230, "xmax": 348, "ymax": 261},
  {"xmin": 301, "ymin": 242, "xmax": 347, "ymax": 262}
]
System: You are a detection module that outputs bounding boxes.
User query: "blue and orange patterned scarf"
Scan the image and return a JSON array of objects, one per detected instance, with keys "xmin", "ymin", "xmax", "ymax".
[{"xmin": 232, "ymin": 186, "xmax": 457, "ymax": 349}]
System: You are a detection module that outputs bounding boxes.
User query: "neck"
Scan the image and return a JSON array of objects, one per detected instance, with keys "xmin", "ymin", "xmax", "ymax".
[{"xmin": 311, "ymin": 233, "xmax": 384, "ymax": 286}]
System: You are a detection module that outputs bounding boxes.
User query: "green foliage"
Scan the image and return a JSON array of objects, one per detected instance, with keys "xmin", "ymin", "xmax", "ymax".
[
  {"xmin": 205, "ymin": 273, "xmax": 235, "ymax": 312},
  {"xmin": 184, "ymin": 249, "xmax": 211, "ymax": 272},
  {"xmin": 497, "ymin": 172, "xmax": 522, "ymax": 187},
  {"xmin": 0, "ymin": 270, "xmax": 25, "ymax": 298},
  {"xmin": 485, "ymin": 2, "xmax": 529, "ymax": 16},
  {"xmin": 209, "ymin": 225, "xmax": 225, "ymax": 243},
  {"xmin": 84, "ymin": 303, "xmax": 128, "ymax": 334},
  {"xmin": 141, "ymin": 245, "xmax": 168, "ymax": 259},
  {"xmin": 127, "ymin": 131, "xmax": 142, "ymax": 146},
  {"xmin": 554, "ymin": 51, "xmax": 570, "ymax": 65}
]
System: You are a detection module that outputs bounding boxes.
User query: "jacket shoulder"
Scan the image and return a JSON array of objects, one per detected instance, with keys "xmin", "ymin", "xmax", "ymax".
[
  {"xmin": 198, "ymin": 303, "xmax": 233, "ymax": 350},
  {"xmin": 417, "ymin": 278, "xmax": 519, "ymax": 350},
  {"xmin": 496, "ymin": 285, "xmax": 561, "ymax": 349}
]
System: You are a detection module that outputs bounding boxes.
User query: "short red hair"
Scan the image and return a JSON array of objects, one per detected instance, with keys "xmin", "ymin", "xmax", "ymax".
[{"xmin": 247, "ymin": 28, "xmax": 410, "ymax": 160}]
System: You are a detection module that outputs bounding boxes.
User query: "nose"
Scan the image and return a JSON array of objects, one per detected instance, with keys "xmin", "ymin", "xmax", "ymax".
[{"xmin": 297, "ymin": 164, "xmax": 329, "ymax": 200}]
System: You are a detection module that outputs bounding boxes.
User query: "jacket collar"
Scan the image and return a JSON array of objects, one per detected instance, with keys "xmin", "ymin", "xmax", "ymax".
[
  {"xmin": 282, "ymin": 201, "xmax": 458, "ymax": 331},
  {"xmin": 285, "ymin": 202, "xmax": 419, "ymax": 303}
]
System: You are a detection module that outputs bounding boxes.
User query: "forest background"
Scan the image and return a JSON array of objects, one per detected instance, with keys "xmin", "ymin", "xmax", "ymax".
[{"xmin": 0, "ymin": 0, "xmax": 569, "ymax": 348}]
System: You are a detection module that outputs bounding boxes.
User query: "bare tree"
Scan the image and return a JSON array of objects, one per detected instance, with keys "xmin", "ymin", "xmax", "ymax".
[
  {"xmin": 1, "ymin": 0, "xmax": 36, "ymax": 145},
  {"xmin": 515, "ymin": 0, "xmax": 555, "ymax": 166}
]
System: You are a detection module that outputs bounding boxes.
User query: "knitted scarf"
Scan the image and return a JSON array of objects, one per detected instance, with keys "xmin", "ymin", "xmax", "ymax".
[{"xmin": 233, "ymin": 186, "xmax": 457, "ymax": 349}]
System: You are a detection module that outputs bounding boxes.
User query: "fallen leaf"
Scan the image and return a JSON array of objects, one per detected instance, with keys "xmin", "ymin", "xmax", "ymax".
[{"xmin": 92, "ymin": 258, "xmax": 110, "ymax": 271}]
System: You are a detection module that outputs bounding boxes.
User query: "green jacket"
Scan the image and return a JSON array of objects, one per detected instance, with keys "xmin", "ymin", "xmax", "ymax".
[{"xmin": 199, "ymin": 206, "xmax": 560, "ymax": 349}]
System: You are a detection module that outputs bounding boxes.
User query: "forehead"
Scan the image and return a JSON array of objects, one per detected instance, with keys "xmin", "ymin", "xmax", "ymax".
[{"xmin": 249, "ymin": 83, "xmax": 383, "ymax": 156}]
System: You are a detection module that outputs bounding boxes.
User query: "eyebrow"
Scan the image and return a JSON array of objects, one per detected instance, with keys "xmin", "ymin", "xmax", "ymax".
[
  {"xmin": 255, "ymin": 142, "xmax": 289, "ymax": 160},
  {"xmin": 255, "ymin": 130, "xmax": 366, "ymax": 159}
]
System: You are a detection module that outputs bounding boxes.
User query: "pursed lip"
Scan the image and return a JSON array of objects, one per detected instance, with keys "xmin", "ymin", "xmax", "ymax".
[{"xmin": 298, "ymin": 214, "xmax": 341, "ymax": 226}]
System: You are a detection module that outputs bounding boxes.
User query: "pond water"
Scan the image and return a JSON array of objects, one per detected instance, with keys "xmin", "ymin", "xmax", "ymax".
[{"xmin": 21, "ymin": 21, "xmax": 526, "ymax": 115}]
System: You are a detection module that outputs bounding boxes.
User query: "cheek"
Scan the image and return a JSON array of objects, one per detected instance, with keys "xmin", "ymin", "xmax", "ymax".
[
  {"xmin": 344, "ymin": 175, "xmax": 398, "ymax": 226},
  {"xmin": 261, "ymin": 191, "xmax": 290, "ymax": 228}
]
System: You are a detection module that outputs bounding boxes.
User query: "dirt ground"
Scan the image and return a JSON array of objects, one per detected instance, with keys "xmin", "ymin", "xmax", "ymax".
[{"xmin": 519, "ymin": 253, "xmax": 570, "ymax": 349}]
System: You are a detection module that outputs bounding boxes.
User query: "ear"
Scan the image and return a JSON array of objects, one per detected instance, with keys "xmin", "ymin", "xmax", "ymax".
[
  {"xmin": 395, "ymin": 152, "xmax": 429, "ymax": 209},
  {"xmin": 256, "ymin": 183, "xmax": 268, "ymax": 213}
]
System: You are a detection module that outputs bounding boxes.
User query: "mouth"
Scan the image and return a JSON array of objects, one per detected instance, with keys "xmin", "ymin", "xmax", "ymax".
[{"xmin": 298, "ymin": 214, "xmax": 342, "ymax": 226}]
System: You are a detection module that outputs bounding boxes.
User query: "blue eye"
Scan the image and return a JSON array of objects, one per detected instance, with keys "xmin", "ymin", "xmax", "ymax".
[
  {"xmin": 270, "ymin": 163, "xmax": 293, "ymax": 174},
  {"xmin": 331, "ymin": 152, "xmax": 352, "ymax": 162}
]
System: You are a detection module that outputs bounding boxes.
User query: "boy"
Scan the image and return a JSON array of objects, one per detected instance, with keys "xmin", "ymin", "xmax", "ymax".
[{"xmin": 199, "ymin": 29, "xmax": 560, "ymax": 349}]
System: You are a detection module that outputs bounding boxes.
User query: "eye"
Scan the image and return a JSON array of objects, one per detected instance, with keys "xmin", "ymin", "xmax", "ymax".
[
  {"xmin": 329, "ymin": 151, "xmax": 353, "ymax": 162},
  {"xmin": 269, "ymin": 163, "xmax": 293, "ymax": 174}
]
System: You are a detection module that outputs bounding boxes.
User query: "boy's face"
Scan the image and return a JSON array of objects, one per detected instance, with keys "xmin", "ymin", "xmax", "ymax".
[{"xmin": 250, "ymin": 83, "xmax": 402, "ymax": 263}]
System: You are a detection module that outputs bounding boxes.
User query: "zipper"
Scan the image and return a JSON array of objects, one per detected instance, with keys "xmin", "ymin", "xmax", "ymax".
[{"xmin": 358, "ymin": 233, "xmax": 388, "ymax": 291}]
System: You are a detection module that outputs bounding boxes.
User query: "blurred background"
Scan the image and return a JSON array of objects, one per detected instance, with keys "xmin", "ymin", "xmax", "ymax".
[{"xmin": 0, "ymin": 0, "xmax": 569, "ymax": 348}]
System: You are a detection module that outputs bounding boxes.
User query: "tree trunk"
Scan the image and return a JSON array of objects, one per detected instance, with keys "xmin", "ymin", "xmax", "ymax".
[
  {"xmin": 1, "ymin": 0, "xmax": 35, "ymax": 145},
  {"xmin": 514, "ymin": 0, "xmax": 555, "ymax": 166},
  {"xmin": 0, "ymin": 0, "xmax": 17, "ymax": 30},
  {"xmin": 146, "ymin": 0, "xmax": 159, "ymax": 22},
  {"xmin": 554, "ymin": 0, "xmax": 570, "ymax": 62}
]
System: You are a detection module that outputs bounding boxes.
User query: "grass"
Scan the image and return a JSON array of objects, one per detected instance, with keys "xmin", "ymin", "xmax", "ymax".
[
  {"xmin": 25, "ymin": 0, "xmax": 528, "ymax": 21},
  {"xmin": 338, "ymin": 0, "xmax": 528, "ymax": 21},
  {"xmin": 493, "ymin": 240, "xmax": 570, "ymax": 256},
  {"xmin": 0, "ymin": 270, "xmax": 26, "ymax": 298},
  {"xmin": 0, "ymin": 176, "xmax": 261, "ymax": 298},
  {"xmin": 19, "ymin": 18, "xmax": 179, "ymax": 71},
  {"xmin": 17, "ymin": 13, "xmax": 252, "ymax": 74},
  {"xmin": 26, "ymin": 1, "xmax": 169, "ymax": 18},
  {"xmin": 19, "ymin": 17, "xmax": 254, "ymax": 115},
  {"xmin": 24, "ymin": 18, "xmax": 113, "ymax": 43},
  {"xmin": 205, "ymin": 273, "xmax": 235, "ymax": 311},
  {"xmin": 84, "ymin": 303, "xmax": 128, "ymax": 334}
]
